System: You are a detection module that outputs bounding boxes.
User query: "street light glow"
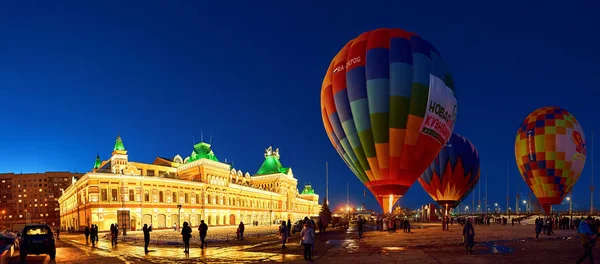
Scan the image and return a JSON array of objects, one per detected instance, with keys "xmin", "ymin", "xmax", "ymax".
[{"xmin": 566, "ymin": 197, "xmax": 571, "ymax": 201}]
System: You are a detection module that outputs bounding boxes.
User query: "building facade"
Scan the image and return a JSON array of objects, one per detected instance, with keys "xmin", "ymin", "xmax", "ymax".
[
  {"xmin": 0, "ymin": 172, "xmax": 83, "ymax": 230},
  {"xmin": 58, "ymin": 136, "xmax": 320, "ymax": 231}
]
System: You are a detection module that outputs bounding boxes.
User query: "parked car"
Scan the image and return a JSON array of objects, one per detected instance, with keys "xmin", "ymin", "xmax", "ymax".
[
  {"xmin": 291, "ymin": 220, "xmax": 304, "ymax": 234},
  {"xmin": 18, "ymin": 224, "xmax": 56, "ymax": 262}
]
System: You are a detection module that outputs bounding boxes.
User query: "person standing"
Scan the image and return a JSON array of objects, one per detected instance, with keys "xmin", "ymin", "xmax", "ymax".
[
  {"xmin": 84, "ymin": 226, "xmax": 90, "ymax": 243},
  {"xmin": 535, "ymin": 218, "xmax": 542, "ymax": 240},
  {"xmin": 142, "ymin": 224, "xmax": 152, "ymax": 253},
  {"xmin": 110, "ymin": 224, "xmax": 116, "ymax": 246},
  {"xmin": 463, "ymin": 219, "xmax": 475, "ymax": 254},
  {"xmin": 181, "ymin": 222, "xmax": 192, "ymax": 253},
  {"xmin": 279, "ymin": 221, "xmax": 288, "ymax": 248},
  {"xmin": 576, "ymin": 216, "xmax": 596, "ymax": 264},
  {"xmin": 198, "ymin": 220, "xmax": 208, "ymax": 248},
  {"xmin": 300, "ymin": 222, "xmax": 315, "ymax": 260},
  {"xmin": 287, "ymin": 219, "xmax": 292, "ymax": 236},
  {"xmin": 357, "ymin": 216, "xmax": 364, "ymax": 239},
  {"xmin": 238, "ymin": 222, "xmax": 245, "ymax": 240}
]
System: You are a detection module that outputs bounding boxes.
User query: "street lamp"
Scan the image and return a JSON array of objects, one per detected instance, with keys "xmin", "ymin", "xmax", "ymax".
[
  {"xmin": 523, "ymin": 200, "xmax": 527, "ymax": 213},
  {"xmin": 177, "ymin": 204, "xmax": 182, "ymax": 229},
  {"xmin": 465, "ymin": 206, "xmax": 469, "ymax": 214},
  {"xmin": 567, "ymin": 197, "xmax": 573, "ymax": 226}
]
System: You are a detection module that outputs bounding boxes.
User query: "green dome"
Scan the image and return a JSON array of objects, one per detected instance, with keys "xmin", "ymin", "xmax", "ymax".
[
  {"xmin": 114, "ymin": 136, "xmax": 126, "ymax": 151},
  {"xmin": 186, "ymin": 142, "xmax": 219, "ymax": 163},
  {"xmin": 301, "ymin": 184, "xmax": 315, "ymax": 195},
  {"xmin": 93, "ymin": 154, "xmax": 102, "ymax": 170},
  {"xmin": 256, "ymin": 147, "xmax": 289, "ymax": 175}
]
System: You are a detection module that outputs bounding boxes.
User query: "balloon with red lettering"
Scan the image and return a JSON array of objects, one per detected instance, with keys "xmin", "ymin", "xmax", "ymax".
[
  {"xmin": 418, "ymin": 133, "xmax": 480, "ymax": 212},
  {"xmin": 515, "ymin": 106, "xmax": 587, "ymax": 214},
  {"xmin": 321, "ymin": 28, "xmax": 458, "ymax": 213}
]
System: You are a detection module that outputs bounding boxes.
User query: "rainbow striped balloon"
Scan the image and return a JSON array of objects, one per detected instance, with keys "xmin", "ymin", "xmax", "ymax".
[{"xmin": 321, "ymin": 28, "xmax": 458, "ymax": 213}]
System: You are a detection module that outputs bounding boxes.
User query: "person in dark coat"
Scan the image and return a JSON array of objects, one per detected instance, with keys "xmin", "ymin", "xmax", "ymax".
[
  {"xmin": 181, "ymin": 222, "xmax": 192, "ymax": 253},
  {"xmin": 357, "ymin": 216, "xmax": 364, "ymax": 239},
  {"xmin": 279, "ymin": 221, "xmax": 288, "ymax": 248},
  {"xmin": 198, "ymin": 220, "xmax": 208, "ymax": 248},
  {"xmin": 535, "ymin": 218, "xmax": 543, "ymax": 240},
  {"xmin": 142, "ymin": 224, "xmax": 152, "ymax": 253},
  {"xmin": 84, "ymin": 226, "xmax": 90, "ymax": 243},
  {"xmin": 287, "ymin": 219, "xmax": 292, "ymax": 236},
  {"xmin": 238, "ymin": 222, "xmax": 245, "ymax": 240},
  {"xmin": 463, "ymin": 219, "xmax": 475, "ymax": 254}
]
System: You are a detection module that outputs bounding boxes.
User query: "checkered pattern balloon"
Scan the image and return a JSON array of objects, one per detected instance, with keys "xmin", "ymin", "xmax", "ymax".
[
  {"xmin": 321, "ymin": 28, "xmax": 458, "ymax": 213},
  {"xmin": 515, "ymin": 106, "xmax": 587, "ymax": 214}
]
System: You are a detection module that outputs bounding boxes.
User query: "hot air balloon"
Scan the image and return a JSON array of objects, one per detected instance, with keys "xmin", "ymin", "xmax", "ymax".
[
  {"xmin": 321, "ymin": 28, "xmax": 458, "ymax": 213},
  {"xmin": 515, "ymin": 106, "xmax": 587, "ymax": 214},
  {"xmin": 418, "ymin": 133, "xmax": 480, "ymax": 215}
]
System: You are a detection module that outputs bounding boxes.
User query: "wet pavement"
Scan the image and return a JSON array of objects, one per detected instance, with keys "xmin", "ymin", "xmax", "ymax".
[{"xmin": 8, "ymin": 223, "xmax": 600, "ymax": 263}]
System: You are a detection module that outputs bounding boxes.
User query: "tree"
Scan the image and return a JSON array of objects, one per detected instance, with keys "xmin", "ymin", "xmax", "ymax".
[{"xmin": 319, "ymin": 197, "xmax": 332, "ymax": 222}]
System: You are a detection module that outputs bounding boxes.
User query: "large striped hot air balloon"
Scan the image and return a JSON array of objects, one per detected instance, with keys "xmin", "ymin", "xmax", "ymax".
[
  {"xmin": 515, "ymin": 107, "xmax": 587, "ymax": 214},
  {"xmin": 418, "ymin": 133, "xmax": 480, "ymax": 214},
  {"xmin": 321, "ymin": 28, "xmax": 458, "ymax": 213}
]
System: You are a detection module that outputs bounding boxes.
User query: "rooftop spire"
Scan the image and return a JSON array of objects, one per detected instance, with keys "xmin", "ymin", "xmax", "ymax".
[
  {"xmin": 93, "ymin": 152, "xmax": 102, "ymax": 170},
  {"xmin": 114, "ymin": 136, "xmax": 126, "ymax": 151}
]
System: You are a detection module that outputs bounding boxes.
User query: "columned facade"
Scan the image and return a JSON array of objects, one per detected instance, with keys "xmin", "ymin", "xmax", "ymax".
[{"xmin": 59, "ymin": 137, "xmax": 320, "ymax": 231}]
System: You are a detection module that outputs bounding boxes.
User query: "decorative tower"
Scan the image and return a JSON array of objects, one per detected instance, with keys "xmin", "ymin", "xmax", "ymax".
[
  {"xmin": 93, "ymin": 152, "xmax": 102, "ymax": 172},
  {"xmin": 110, "ymin": 135, "xmax": 129, "ymax": 174}
]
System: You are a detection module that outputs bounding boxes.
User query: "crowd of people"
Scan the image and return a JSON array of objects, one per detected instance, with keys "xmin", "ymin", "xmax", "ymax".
[{"xmin": 375, "ymin": 216, "xmax": 411, "ymax": 233}]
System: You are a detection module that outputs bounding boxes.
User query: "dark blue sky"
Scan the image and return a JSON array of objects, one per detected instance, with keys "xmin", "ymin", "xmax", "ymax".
[{"xmin": 1, "ymin": 1, "xmax": 599, "ymax": 212}]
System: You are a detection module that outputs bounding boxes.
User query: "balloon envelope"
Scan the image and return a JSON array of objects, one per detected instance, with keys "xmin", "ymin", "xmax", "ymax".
[
  {"xmin": 515, "ymin": 107, "xmax": 587, "ymax": 214},
  {"xmin": 321, "ymin": 28, "xmax": 458, "ymax": 213},
  {"xmin": 418, "ymin": 133, "xmax": 480, "ymax": 210}
]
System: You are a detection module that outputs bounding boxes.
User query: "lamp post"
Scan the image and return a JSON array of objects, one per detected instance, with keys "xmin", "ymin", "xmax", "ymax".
[
  {"xmin": 567, "ymin": 197, "xmax": 572, "ymax": 226},
  {"xmin": 177, "ymin": 204, "xmax": 182, "ymax": 228},
  {"xmin": 523, "ymin": 200, "xmax": 528, "ymax": 214}
]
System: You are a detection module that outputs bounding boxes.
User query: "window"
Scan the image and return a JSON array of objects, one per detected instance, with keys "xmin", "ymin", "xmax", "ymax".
[
  {"xmin": 144, "ymin": 190, "xmax": 150, "ymax": 202},
  {"xmin": 129, "ymin": 189, "xmax": 134, "ymax": 201},
  {"xmin": 196, "ymin": 194, "xmax": 199, "ymax": 204},
  {"xmin": 101, "ymin": 189, "xmax": 108, "ymax": 201},
  {"xmin": 172, "ymin": 192, "xmax": 177, "ymax": 203},
  {"xmin": 147, "ymin": 170, "xmax": 155, "ymax": 176},
  {"xmin": 111, "ymin": 189, "xmax": 118, "ymax": 201},
  {"xmin": 159, "ymin": 191, "xmax": 164, "ymax": 202},
  {"xmin": 184, "ymin": 193, "xmax": 189, "ymax": 203}
]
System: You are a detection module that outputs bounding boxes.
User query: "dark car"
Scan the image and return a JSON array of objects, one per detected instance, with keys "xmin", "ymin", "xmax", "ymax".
[{"xmin": 19, "ymin": 224, "xmax": 56, "ymax": 262}]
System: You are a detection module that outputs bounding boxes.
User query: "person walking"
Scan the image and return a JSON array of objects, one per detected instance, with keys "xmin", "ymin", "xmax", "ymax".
[
  {"xmin": 142, "ymin": 224, "xmax": 152, "ymax": 253},
  {"xmin": 279, "ymin": 221, "xmax": 288, "ymax": 248},
  {"xmin": 357, "ymin": 216, "xmax": 364, "ymax": 239},
  {"xmin": 90, "ymin": 225, "xmax": 96, "ymax": 246},
  {"xmin": 198, "ymin": 220, "xmax": 208, "ymax": 248},
  {"xmin": 576, "ymin": 216, "xmax": 596, "ymax": 264},
  {"xmin": 181, "ymin": 222, "xmax": 192, "ymax": 253},
  {"xmin": 463, "ymin": 219, "xmax": 475, "ymax": 254},
  {"xmin": 300, "ymin": 221, "xmax": 315, "ymax": 260},
  {"xmin": 238, "ymin": 222, "xmax": 245, "ymax": 240},
  {"xmin": 84, "ymin": 226, "xmax": 90, "ymax": 243}
]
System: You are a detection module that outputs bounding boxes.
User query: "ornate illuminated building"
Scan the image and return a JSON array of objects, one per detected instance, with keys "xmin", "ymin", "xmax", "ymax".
[{"xmin": 58, "ymin": 136, "xmax": 320, "ymax": 231}]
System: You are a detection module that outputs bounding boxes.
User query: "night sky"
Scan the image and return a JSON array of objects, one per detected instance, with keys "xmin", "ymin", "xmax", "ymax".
[{"xmin": 1, "ymin": 1, "xmax": 599, "ymax": 213}]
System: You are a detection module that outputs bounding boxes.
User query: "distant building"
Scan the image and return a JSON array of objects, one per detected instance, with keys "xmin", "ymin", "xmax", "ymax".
[
  {"xmin": 0, "ymin": 172, "xmax": 83, "ymax": 229},
  {"xmin": 58, "ymin": 136, "xmax": 320, "ymax": 231}
]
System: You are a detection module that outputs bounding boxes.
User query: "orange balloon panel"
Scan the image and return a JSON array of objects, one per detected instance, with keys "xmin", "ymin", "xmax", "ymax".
[{"xmin": 515, "ymin": 107, "xmax": 586, "ymax": 214}]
